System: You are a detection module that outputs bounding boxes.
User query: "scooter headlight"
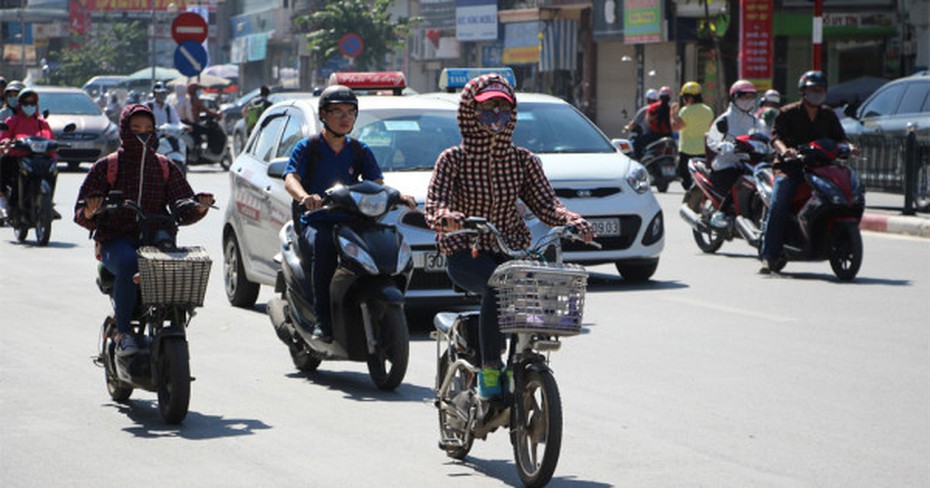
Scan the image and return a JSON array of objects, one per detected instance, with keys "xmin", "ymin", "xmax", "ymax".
[
  {"xmin": 626, "ymin": 161, "xmax": 650, "ymax": 194},
  {"xmin": 396, "ymin": 240, "xmax": 412, "ymax": 275},
  {"xmin": 351, "ymin": 190, "xmax": 388, "ymax": 218},
  {"xmin": 808, "ymin": 174, "xmax": 846, "ymax": 205},
  {"xmin": 338, "ymin": 236, "xmax": 379, "ymax": 274},
  {"xmin": 29, "ymin": 140, "xmax": 50, "ymax": 153}
]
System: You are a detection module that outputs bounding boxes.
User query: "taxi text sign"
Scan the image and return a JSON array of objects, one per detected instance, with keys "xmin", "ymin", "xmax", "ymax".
[{"xmin": 455, "ymin": 0, "xmax": 498, "ymax": 42}]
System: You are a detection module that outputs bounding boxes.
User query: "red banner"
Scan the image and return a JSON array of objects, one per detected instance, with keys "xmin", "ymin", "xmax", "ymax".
[
  {"xmin": 738, "ymin": 0, "xmax": 773, "ymax": 82},
  {"xmin": 69, "ymin": 0, "xmax": 91, "ymax": 36},
  {"xmin": 71, "ymin": 0, "xmax": 207, "ymax": 12}
]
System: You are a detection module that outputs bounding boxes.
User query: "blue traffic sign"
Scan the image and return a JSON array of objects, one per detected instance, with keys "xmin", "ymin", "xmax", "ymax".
[{"xmin": 174, "ymin": 40, "xmax": 208, "ymax": 77}]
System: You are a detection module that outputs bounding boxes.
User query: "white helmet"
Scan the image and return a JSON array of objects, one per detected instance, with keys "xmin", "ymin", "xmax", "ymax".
[
  {"xmin": 645, "ymin": 89, "xmax": 658, "ymax": 102},
  {"xmin": 762, "ymin": 89, "xmax": 781, "ymax": 105}
]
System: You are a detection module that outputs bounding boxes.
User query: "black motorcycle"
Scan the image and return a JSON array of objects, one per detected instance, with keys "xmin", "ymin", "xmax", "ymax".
[
  {"xmin": 182, "ymin": 113, "xmax": 231, "ymax": 171},
  {"xmin": 90, "ymin": 191, "xmax": 213, "ymax": 424},
  {"xmin": 267, "ymin": 180, "xmax": 413, "ymax": 390},
  {"xmin": 0, "ymin": 122, "xmax": 75, "ymax": 245},
  {"xmin": 639, "ymin": 136, "xmax": 679, "ymax": 193}
]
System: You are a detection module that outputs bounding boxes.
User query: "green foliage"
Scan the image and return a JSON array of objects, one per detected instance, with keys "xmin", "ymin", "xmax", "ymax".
[
  {"xmin": 49, "ymin": 20, "xmax": 150, "ymax": 87},
  {"xmin": 295, "ymin": 0, "xmax": 420, "ymax": 72}
]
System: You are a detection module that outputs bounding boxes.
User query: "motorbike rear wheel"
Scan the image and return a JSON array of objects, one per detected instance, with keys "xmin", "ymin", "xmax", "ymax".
[
  {"xmin": 829, "ymin": 222, "xmax": 863, "ymax": 281},
  {"xmin": 157, "ymin": 337, "xmax": 191, "ymax": 424},
  {"xmin": 366, "ymin": 305, "xmax": 409, "ymax": 391},
  {"xmin": 101, "ymin": 317, "xmax": 133, "ymax": 402},
  {"xmin": 34, "ymin": 193, "xmax": 52, "ymax": 246},
  {"xmin": 512, "ymin": 368, "xmax": 563, "ymax": 488},
  {"xmin": 436, "ymin": 349, "xmax": 475, "ymax": 460}
]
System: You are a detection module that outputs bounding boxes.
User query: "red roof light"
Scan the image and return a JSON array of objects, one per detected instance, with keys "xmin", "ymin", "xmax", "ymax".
[{"xmin": 328, "ymin": 72, "xmax": 407, "ymax": 91}]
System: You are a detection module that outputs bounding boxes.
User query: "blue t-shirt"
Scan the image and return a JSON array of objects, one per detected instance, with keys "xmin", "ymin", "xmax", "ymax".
[{"xmin": 283, "ymin": 134, "xmax": 383, "ymax": 225}]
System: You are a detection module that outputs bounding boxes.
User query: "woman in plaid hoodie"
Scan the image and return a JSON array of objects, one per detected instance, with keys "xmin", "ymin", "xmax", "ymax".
[{"xmin": 426, "ymin": 74, "xmax": 594, "ymax": 400}]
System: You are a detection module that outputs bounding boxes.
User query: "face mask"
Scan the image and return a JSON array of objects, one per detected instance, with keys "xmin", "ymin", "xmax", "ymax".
[
  {"xmin": 735, "ymin": 98, "xmax": 756, "ymax": 112},
  {"xmin": 21, "ymin": 105, "xmax": 37, "ymax": 116},
  {"xmin": 6, "ymin": 96, "xmax": 17, "ymax": 108},
  {"xmin": 804, "ymin": 92, "xmax": 826, "ymax": 106},
  {"xmin": 475, "ymin": 107, "xmax": 512, "ymax": 134},
  {"xmin": 135, "ymin": 132, "xmax": 153, "ymax": 145}
]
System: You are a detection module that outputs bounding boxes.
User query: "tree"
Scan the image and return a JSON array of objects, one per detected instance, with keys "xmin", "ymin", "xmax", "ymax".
[
  {"xmin": 296, "ymin": 0, "xmax": 419, "ymax": 72},
  {"xmin": 49, "ymin": 20, "xmax": 150, "ymax": 87}
]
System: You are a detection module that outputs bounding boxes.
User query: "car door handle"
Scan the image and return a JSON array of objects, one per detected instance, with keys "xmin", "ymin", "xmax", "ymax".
[{"xmin": 265, "ymin": 185, "xmax": 273, "ymax": 192}]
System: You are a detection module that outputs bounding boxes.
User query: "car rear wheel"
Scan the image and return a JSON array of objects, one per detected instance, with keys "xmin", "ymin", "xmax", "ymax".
[
  {"xmin": 615, "ymin": 259, "xmax": 658, "ymax": 282},
  {"xmin": 224, "ymin": 232, "xmax": 260, "ymax": 307}
]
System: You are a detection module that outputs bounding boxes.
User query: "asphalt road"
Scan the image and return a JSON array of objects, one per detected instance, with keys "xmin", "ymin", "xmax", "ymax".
[{"xmin": 1, "ymin": 168, "xmax": 928, "ymax": 487}]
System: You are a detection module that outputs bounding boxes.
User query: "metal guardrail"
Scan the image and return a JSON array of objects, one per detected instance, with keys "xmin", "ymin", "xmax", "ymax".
[{"xmin": 849, "ymin": 131, "xmax": 930, "ymax": 214}]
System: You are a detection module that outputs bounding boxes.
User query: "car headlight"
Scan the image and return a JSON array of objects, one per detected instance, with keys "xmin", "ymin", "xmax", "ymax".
[
  {"xmin": 103, "ymin": 123, "xmax": 118, "ymax": 138},
  {"xmin": 396, "ymin": 240, "xmax": 412, "ymax": 275},
  {"xmin": 351, "ymin": 190, "xmax": 388, "ymax": 217},
  {"xmin": 626, "ymin": 161, "xmax": 650, "ymax": 194},
  {"xmin": 338, "ymin": 236, "xmax": 379, "ymax": 274}
]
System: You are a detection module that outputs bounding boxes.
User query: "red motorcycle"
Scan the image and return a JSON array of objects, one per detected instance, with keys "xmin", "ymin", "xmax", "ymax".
[
  {"xmin": 679, "ymin": 132, "xmax": 772, "ymax": 253},
  {"xmin": 755, "ymin": 139, "xmax": 865, "ymax": 280}
]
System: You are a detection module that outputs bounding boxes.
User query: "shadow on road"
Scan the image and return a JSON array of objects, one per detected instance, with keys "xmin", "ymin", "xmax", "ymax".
[
  {"xmin": 284, "ymin": 370, "xmax": 435, "ymax": 403},
  {"xmin": 761, "ymin": 270, "xmax": 911, "ymax": 286},
  {"xmin": 444, "ymin": 457, "xmax": 613, "ymax": 487},
  {"xmin": 587, "ymin": 272, "xmax": 688, "ymax": 292},
  {"xmin": 109, "ymin": 400, "xmax": 271, "ymax": 439}
]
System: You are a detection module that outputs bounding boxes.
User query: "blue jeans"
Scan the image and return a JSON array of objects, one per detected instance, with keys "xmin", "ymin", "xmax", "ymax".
[
  {"xmin": 101, "ymin": 237, "xmax": 140, "ymax": 335},
  {"xmin": 446, "ymin": 251, "xmax": 505, "ymax": 367},
  {"xmin": 761, "ymin": 172, "xmax": 802, "ymax": 264},
  {"xmin": 302, "ymin": 221, "xmax": 338, "ymax": 336}
]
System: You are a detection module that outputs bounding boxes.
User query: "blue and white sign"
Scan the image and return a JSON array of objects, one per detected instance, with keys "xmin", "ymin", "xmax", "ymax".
[
  {"xmin": 455, "ymin": 0, "xmax": 498, "ymax": 42},
  {"xmin": 174, "ymin": 40, "xmax": 208, "ymax": 77}
]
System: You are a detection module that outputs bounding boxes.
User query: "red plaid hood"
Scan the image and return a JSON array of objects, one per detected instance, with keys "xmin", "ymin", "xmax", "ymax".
[
  {"xmin": 458, "ymin": 73, "xmax": 518, "ymax": 154},
  {"xmin": 117, "ymin": 104, "xmax": 159, "ymax": 159}
]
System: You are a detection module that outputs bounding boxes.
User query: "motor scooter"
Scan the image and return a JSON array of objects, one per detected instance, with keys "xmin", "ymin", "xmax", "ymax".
[
  {"xmin": 267, "ymin": 181, "xmax": 414, "ymax": 390},
  {"xmin": 90, "ymin": 191, "xmax": 214, "ymax": 424},
  {"xmin": 0, "ymin": 122, "xmax": 75, "ymax": 245},
  {"xmin": 755, "ymin": 139, "xmax": 866, "ymax": 280},
  {"xmin": 639, "ymin": 136, "xmax": 679, "ymax": 193},
  {"xmin": 181, "ymin": 113, "xmax": 231, "ymax": 171},
  {"xmin": 156, "ymin": 122, "xmax": 188, "ymax": 174},
  {"xmin": 679, "ymin": 132, "xmax": 772, "ymax": 253}
]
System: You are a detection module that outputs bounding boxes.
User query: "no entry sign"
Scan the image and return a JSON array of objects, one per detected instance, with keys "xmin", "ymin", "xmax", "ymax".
[
  {"xmin": 339, "ymin": 33, "xmax": 364, "ymax": 59},
  {"xmin": 172, "ymin": 12, "xmax": 208, "ymax": 44}
]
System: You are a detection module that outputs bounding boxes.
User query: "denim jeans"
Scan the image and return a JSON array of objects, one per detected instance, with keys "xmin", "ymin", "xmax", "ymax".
[
  {"xmin": 761, "ymin": 171, "xmax": 802, "ymax": 264},
  {"xmin": 302, "ymin": 221, "xmax": 338, "ymax": 336},
  {"xmin": 101, "ymin": 237, "xmax": 141, "ymax": 335},
  {"xmin": 446, "ymin": 250, "xmax": 505, "ymax": 367}
]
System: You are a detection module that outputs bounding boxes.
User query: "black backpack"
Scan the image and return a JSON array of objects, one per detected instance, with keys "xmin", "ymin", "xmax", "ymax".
[{"xmin": 289, "ymin": 134, "xmax": 366, "ymax": 232}]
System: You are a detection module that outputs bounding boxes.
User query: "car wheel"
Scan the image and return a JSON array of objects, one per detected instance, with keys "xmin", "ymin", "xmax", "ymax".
[
  {"xmin": 233, "ymin": 131, "xmax": 245, "ymax": 157},
  {"xmin": 615, "ymin": 259, "xmax": 658, "ymax": 282},
  {"xmin": 224, "ymin": 232, "xmax": 260, "ymax": 307}
]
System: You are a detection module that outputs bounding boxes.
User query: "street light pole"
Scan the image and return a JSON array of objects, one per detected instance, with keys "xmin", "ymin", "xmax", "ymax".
[{"xmin": 20, "ymin": 0, "xmax": 26, "ymax": 78}]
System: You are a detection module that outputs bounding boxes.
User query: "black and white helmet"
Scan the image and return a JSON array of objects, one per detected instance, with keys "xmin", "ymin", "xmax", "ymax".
[{"xmin": 318, "ymin": 85, "xmax": 358, "ymax": 114}]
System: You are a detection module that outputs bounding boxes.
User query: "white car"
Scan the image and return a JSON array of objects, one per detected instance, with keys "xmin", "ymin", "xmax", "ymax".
[{"xmin": 222, "ymin": 72, "xmax": 664, "ymax": 308}]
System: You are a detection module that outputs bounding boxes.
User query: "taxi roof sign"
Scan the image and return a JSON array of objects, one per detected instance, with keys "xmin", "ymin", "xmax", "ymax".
[
  {"xmin": 328, "ymin": 71, "xmax": 407, "ymax": 95},
  {"xmin": 439, "ymin": 68, "xmax": 516, "ymax": 92}
]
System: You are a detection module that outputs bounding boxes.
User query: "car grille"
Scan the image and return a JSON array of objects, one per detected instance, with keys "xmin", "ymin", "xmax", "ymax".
[
  {"xmin": 58, "ymin": 148, "xmax": 102, "ymax": 161},
  {"xmin": 554, "ymin": 187, "xmax": 621, "ymax": 199},
  {"xmin": 58, "ymin": 133, "xmax": 98, "ymax": 141},
  {"xmin": 563, "ymin": 215, "xmax": 642, "ymax": 251}
]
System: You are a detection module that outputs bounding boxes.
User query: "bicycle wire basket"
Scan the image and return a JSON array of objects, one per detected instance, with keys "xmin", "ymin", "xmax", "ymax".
[
  {"xmin": 489, "ymin": 260, "xmax": 588, "ymax": 336},
  {"xmin": 137, "ymin": 246, "xmax": 212, "ymax": 307}
]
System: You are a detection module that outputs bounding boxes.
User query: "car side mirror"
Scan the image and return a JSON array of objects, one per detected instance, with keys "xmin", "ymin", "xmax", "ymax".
[
  {"xmin": 611, "ymin": 138, "xmax": 635, "ymax": 156},
  {"xmin": 267, "ymin": 160, "xmax": 287, "ymax": 178}
]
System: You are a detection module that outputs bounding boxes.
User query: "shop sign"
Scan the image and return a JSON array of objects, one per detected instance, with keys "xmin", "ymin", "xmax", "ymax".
[
  {"xmin": 455, "ymin": 0, "xmax": 498, "ymax": 42},
  {"xmin": 739, "ymin": 0, "xmax": 772, "ymax": 81},
  {"xmin": 503, "ymin": 21, "xmax": 540, "ymax": 64},
  {"xmin": 623, "ymin": 0, "xmax": 662, "ymax": 44}
]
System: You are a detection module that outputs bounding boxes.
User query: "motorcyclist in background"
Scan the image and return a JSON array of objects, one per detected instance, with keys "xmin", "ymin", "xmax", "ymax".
[
  {"xmin": 757, "ymin": 89, "xmax": 781, "ymax": 131},
  {"xmin": 0, "ymin": 88, "xmax": 54, "ymax": 220},
  {"xmin": 179, "ymin": 82, "xmax": 221, "ymax": 151},
  {"xmin": 704, "ymin": 80, "xmax": 769, "ymax": 229},
  {"xmin": 147, "ymin": 82, "xmax": 180, "ymax": 127},
  {"xmin": 0, "ymin": 80, "xmax": 25, "ymax": 121},
  {"xmin": 671, "ymin": 81, "xmax": 715, "ymax": 190},
  {"xmin": 624, "ymin": 88, "xmax": 658, "ymax": 159},
  {"xmin": 242, "ymin": 85, "xmax": 272, "ymax": 135},
  {"xmin": 760, "ymin": 70, "xmax": 855, "ymax": 274}
]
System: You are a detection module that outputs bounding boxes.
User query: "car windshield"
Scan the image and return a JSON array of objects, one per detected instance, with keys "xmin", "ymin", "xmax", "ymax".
[
  {"xmin": 40, "ymin": 92, "xmax": 103, "ymax": 115},
  {"xmin": 513, "ymin": 102, "xmax": 615, "ymax": 154},
  {"xmin": 354, "ymin": 108, "xmax": 461, "ymax": 172}
]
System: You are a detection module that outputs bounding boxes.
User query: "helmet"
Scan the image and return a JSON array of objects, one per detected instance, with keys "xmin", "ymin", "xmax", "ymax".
[
  {"xmin": 318, "ymin": 84, "xmax": 358, "ymax": 113},
  {"xmin": 729, "ymin": 79, "xmax": 758, "ymax": 98},
  {"xmin": 680, "ymin": 81, "xmax": 702, "ymax": 96},
  {"xmin": 658, "ymin": 86, "xmax": 672, "ymax": 98},
  {"xmin": 762, "ymin": 89, "xmax": 781, "ymax": 105},
  {"xmin": 17, "ymin": 88, "xmax": 38, "ymax": 104},
  {"xmin": 5, "ymin": 80, "xmax": 24, "ymax": 94},
  {"xmin": 645, "ymin": 88, "xmax": 658, "ymax": 102},
  {"xmin": 152, "ymin": 81, "xmax": 168, "ymax": 94},
  {"xmin": 798, "ymin": 70, "xmax": 827, "ymax": 90}
]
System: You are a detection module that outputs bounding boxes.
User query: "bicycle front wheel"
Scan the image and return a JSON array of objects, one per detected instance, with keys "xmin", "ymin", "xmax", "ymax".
[{"xmin": 511, "ymin": 368, "xmax": 563, "ymax": 488}]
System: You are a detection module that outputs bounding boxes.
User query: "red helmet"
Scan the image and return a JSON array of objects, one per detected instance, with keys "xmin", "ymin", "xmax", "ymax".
[
  {"xmin": 658, "ymin": 86, "xmax": 672, "ymax": 98},
  {"xmin": 729, "ymin": 79, "xmax": 757, "ymax": 99}
]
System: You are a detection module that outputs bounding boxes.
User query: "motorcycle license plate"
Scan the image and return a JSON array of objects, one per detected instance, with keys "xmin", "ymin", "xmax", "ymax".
[
  {"xmin": 662, "ymin": 165, "xmax": 677, "ymax": 178},
  {"xmin": 588, "ymin": 217, "xmax": 621, "ymax": 237},
  {"xmin": 414, "ymin": 251, "xmax": 447, "ymax": 272}
]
